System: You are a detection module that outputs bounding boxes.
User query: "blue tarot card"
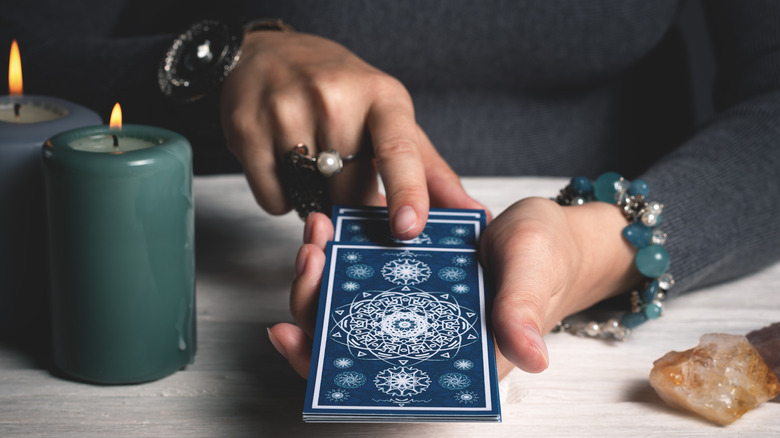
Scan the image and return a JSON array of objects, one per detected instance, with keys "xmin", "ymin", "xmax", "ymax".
[
  {"xmin": 331, "ymin": 205, "xmax": 487, "ymax": 248},
  {"xmin": 303, "ymin": 243, "xmax": 501, "ymax": 422}
]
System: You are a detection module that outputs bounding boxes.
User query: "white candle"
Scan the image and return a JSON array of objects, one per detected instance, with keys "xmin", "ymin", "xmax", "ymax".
[
  {"xmin": 69, "ymin": 133, "xmax": 161, "ymax": 153},
  {"xmin": 0, "ymin": 96, "xmax": 68, "ymax": 123}
]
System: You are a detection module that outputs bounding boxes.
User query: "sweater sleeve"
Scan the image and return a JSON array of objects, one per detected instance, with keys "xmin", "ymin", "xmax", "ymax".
[{"xmin": 640, "ymin": 0, "xmax": 780, "ymax": 295}]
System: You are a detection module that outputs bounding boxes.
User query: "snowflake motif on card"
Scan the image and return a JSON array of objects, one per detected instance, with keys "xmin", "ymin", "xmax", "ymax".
[
  {"xmin": 330, "ymin": 289, "xmax": 480, "ymax": 365},
  {"xmin": 347, "ymin": 224, "xmax": 363, "ymax": 233},
  {"xmin": 438, "ymin": 266, "xmax": 467, "ymax": 282},
  {"xmin": 341, "ymin": 251, "xmax": 363, "ymax": 264},
  {"xmin": 334, "ymin": 371, "xmax": 367, "ymax": 389},
  {"xmin": 350, "ymin": 235, "xmax": 370, "ymax": 243},
  {"xmin": 381, "ymin": 258, "xmax": 432, "ymax": 286},
  {"xmin": 333, "ymin": 357, "xmax": 354, "ymax": 369},
  {"xmin": 341, "ymin": 281, "xmax": 360, "ymax": 292},
  {"xmin": 438, "ymin": 372, "xmax": 471, "ymax": 390},
  {"xmin": 392, "ymin": 232, "xmax": 433, "ymax": 245},
  {"xmin": 438, "ymin": 236, "xmax": 465, "ymax": 246},
  {"xmin": 451, "ymin": 226, "xmax": 470, "ymax": 237},
  {"xmin": 454, "ymin": 390, "xmax": 479, "ymax": 404},
  {"xmin": 450, "ymin": 255, "xmax": 472, "ymax": 266},
  {"xmin": 325, "ymin": 388, "xmax": 350, "ymax": 403},
  {"xmin": 374, "ymin": 366, "xmax": 430, "ymax": 397},
  {"xmin": 451, "ymin": 284, "xmax": 470, "ymax": 294},
  {"xmin": 346, "ymin": 264, "xmax": 374, "ymax": 280},
  {"xmin": 453, "ymin": 359, "xmax": 474, "ymax": 371}
]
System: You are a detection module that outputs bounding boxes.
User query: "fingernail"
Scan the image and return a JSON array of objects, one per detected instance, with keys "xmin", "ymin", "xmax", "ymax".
[
  {"xmin": 267, "ymin": 328, "xmax": 289, "ymax": 360},
  {"xmin": 524, "ymin": 324, "xmax": 550, "ymax": 371},
  {"xmin": 295, "ymin": 245, "xmax": 309, "ymax": 277},
  {"xmin": 393, "ymin": 205, "xmax": 418, "ymax": 235}
]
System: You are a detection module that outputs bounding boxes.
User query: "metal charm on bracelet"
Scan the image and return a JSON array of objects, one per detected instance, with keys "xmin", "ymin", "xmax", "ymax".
[
  {"xmin": 279, "ymin": 144, "xmax": 358, "ymax": 219},
  {"xmin": 553, "ymin": 172, "xmax": 674, "ymax": 342}
]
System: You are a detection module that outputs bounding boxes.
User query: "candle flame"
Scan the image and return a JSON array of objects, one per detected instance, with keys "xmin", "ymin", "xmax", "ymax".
[
  {"xmin": 9, "ymin": 40, "xmax": 22, "ymax": 95},
  {"xmin": 109, "ymin": 102, "xmax": 122, "ymax": 130}
]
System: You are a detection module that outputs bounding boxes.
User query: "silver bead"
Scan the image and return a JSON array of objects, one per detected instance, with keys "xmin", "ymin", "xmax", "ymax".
[
  {"xmin": 658, "ymin": 273, "xmax": 675, "ymax": 290},
  {"xmin": 316, "ymin": 150, "xmax": 343, "ymax": 177},
  {"xmin": 641, "ymin": 211, "xmax": 658, "ymax": 227},
  {"xmin": 651, "ymin": 229, "xmax": 667, "ymax": 245},
  {"xmin": 573, "ymin": 196, "xmax": 586, "ymax": 205},
  {"xmin": 647, "ymin": 201, "xmax": 663, "ymax": 214},
  {"xmin": 585, "ymin": 321, "xmax": 601, "ymax": 337},
  {"xmin": 615, "ymin": 179, "xmax": 631, "ymax": 194}
]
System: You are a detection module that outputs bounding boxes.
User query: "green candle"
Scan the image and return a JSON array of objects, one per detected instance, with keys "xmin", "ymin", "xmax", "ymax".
[{"xmin": 42, "ymin": 124, "xmax": 196, "ymax": 384}]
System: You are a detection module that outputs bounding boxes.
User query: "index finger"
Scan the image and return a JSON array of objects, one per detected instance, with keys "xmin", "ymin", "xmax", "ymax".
[{"xmin": 365, "ymin": 82, "xmax": 429, "ymax": 240}]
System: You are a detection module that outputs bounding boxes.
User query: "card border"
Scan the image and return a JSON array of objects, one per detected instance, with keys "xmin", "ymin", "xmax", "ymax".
[{"xmin": 304, "ymin": 244, "xmax": 499, "ymax": 416}]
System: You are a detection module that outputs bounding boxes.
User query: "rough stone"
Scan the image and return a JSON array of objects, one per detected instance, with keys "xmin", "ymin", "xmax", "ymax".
[
  {"xmin": 747, "ymin": 322, "xmax": 780, "ymax": 381},
  {"xmin": 649, "ymin": 333, "xmax": 780, "ymax": 425}
]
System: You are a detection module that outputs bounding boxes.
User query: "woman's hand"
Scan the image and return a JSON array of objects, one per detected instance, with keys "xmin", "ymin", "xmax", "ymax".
[
  {"xmin": 480, "ymin": 197, "xmax": 641, "ymax": 373},
  {"xmin": 268, "ymin": 198, "xmax": 642, "ymax": 378},
  {"xmin": 220, "ymin": 31, "xmax": 480, "ymax": 239}
]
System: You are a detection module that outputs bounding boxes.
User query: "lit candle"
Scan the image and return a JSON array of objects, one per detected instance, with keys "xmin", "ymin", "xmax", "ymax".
[
  {"xmin": 0, "ymin": 40, "xmax": 101, "ymax": 341},
  {"xmin": 42, "ymin": 104, "xmax": 196, "ymax": 384}
]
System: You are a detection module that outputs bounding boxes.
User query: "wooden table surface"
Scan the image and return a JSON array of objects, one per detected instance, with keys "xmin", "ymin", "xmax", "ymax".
[{"xmin": 1, "ymin": 175, "xmax": 778, "ymax": 437}]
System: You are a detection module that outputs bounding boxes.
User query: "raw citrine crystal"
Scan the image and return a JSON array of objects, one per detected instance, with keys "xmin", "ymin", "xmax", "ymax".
[{"xmin": 649, "ymin": 332, "xmax": 780, "ymax": 425}]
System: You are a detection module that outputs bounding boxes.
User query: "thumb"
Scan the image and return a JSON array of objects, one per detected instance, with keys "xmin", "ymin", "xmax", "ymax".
[{"xmin": 491, "ymin": 288, "xmax": 550, "ymax": 373}]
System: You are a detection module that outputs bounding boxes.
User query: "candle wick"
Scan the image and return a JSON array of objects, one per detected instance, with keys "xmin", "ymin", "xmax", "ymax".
[
  {"xmin": 111, "ymin": 134, "xmax": 119, "ymax": 147},
  {"xmin": 13, "ymin": 103, "xmax": 21, "ymax": 118}
]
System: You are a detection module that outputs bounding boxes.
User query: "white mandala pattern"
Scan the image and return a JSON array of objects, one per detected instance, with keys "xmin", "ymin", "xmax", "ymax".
[
  {"xmin": 347, "ymin": 224, "xmax": 363, "ymax": 233},
  {"xmin": 451, "ymin": 284, "xmax": 470, "ymax": 294},
  {"xmin": 450, "ymin": 255, "xmax": 472, "ymax": 266},
  {"xmin": 333, "ymin": 357, "xmax": 354, "ymax": 369},
  {"xmin": 325, "ymin": 388, "xmax": 350, "ymax": 403},
  {"xmin": 438, "ymin": 266, "xmax": 467, "ymax": 282},
  {"xmin": 438, "ymin": 236, "xmax": 465, "ymax": 246},
  {"xmin": 341, "ymin": 281, "xmax": 360, "ymax": 292},
  {"xmin": 334, "ymin": 371, "xmax": 367, "ymax": 388},
  {"xmin": 453, "ymin": 359, "xmax": 474, "ymax": 371},
  {"xmin": 438, "ymin": 372, "xmax": 471, "ymax": 390},
  {"xmin": 454, "ymin": 390, "xmax": 479, "ymax": 404},
  {"xmin": 451, "ymin": 226, "xmax": 470, "ymax": 237},
  {"xmin": 341, "ymin": 251, "xmax": 362, "ymax": 263},
  {"xmin": 331, "ymin": 289, "xmax": 480, "ymax": 365},
  {"xmin": 374, "ymin": 366, "xmax": 430, "ymax": 397},
  {"xmin": 381, "ymin": 258, "xmax": 431, "ymax": 286},
  {"xmin": 346, "ymin": 264, "xmax": 374, "ymax": 280},
  {"xmin": 392, "ymin": 232, "xmax": 433, "ymax": 245}
]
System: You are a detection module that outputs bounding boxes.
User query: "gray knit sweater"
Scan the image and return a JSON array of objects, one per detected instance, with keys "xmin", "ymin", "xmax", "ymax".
[{"xmin": 3, "ymin": 0, "xmax": 779, "ymax": 295}]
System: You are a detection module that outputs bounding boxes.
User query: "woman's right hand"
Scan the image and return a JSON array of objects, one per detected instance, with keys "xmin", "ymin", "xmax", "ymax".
[{"xmin": 220, "ymin": 30, "xmax": 482, "ymax": 239}]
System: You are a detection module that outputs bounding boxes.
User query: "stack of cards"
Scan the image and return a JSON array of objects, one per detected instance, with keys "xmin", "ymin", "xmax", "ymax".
[{"xmin": 303, "ymin": 206, "xmax": 501, "ymax": 422}]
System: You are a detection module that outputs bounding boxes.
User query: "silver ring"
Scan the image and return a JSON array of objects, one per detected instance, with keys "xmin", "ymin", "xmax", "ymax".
[{"xmin": 279, "ymin": 144, "xmax": 359, "ymax": 219}]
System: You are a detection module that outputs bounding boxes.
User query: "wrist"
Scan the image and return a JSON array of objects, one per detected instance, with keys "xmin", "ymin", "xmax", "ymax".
[{"xmin": 561, "ymin": 201, "xmax": 641, "ymax": 314}]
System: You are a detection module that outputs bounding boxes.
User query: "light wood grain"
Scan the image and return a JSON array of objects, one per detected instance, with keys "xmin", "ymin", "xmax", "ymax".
[{"xmin": 1, "ymin": 175, "xmax": 777, "ymax": 437}]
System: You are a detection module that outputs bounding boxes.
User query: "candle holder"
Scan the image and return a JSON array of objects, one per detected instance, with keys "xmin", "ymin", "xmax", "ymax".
[{"xmin": 42, "ymin": 124, "xmax": 196, "ymax": 384}]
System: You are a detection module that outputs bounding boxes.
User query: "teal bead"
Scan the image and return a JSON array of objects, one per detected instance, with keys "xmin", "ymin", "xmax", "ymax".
[
  {"xmin": 594, "ymin": 172, "xmax": 623, "ymax": 203},
  {"xmin": 644, "ymin": 302, "xmax": 663, "ymax": 319},
  {"xmin": 623, "ymin": 223, "xmax": 652, "ymax": 249},
  {"xmin": 622, "ymin": 311, "xmax": 648, "ymax": 329},
  {"xmin": 628, "ymin": 179, "xmax": 649, "ymax": 198},
  {"xmin": 642, "ymin": 280, "xmax": 660, "ymax": 303},
  {"xmin": 570, "ymin": 176, "xmax": 593, "ymax": 196},
  {"xmin": 635, "ymin": 245, "xmax": 670, "ymax": 278}
]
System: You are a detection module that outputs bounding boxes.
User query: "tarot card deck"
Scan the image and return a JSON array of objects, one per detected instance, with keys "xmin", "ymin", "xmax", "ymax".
[{"xmin": 303, "ymin": 206, "xmax": 501, "ymax": 422}]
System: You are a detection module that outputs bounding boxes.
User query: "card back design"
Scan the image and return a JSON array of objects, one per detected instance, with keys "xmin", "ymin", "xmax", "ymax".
[{"xmin": 304, "ymin": 244, "xmax": 500, "ymax": 421}]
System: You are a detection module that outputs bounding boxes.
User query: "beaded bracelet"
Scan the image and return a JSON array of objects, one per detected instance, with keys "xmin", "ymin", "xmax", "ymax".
[{"xmin": 554, "ymin": 172, "xmax": 674, "ymax": 341}]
